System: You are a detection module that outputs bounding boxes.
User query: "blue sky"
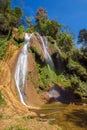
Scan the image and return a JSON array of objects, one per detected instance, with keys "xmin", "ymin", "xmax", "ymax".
[{"xmin": 12, "ymin": 0, "xmax": 87, "ymax": 40}]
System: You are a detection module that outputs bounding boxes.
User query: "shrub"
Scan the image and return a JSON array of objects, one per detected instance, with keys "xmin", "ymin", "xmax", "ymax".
[
  {"xmin": 18, "ymin": 26, "xmax": 25, "ymax": 34},
  {"xmin": 70, "ymin": 75, "xmax": 87, "ymax": 97},
  {"xmin": 0, "ymin": 40, "xmax": 8, "ymax": 60},
  {"xmin": 0, "ymin": 90, "xmax": 6, "ymax": 105},
  {"xmin": 67, "ymin": 59, "xmax": 87, "ymax": 81},
  {"xmin": 57, "ymin": 74, "xmax": 71, "ymax": 87},
  {"xmin": 56, "ymin": 32, "xmax": 74, "ymax": 52},
  {"xmin": 5, "ymin": 125, "xmax": 28, "ymax": 130},
  {"xmin": 0, "ymin": 114, "xmax": 3, "ymax": 120},
  {"xmin": 12, "ymin": 38, "xmax": 24, "ymax": 47},
  {"xmin": 27, "ymin": 25, "xmax": 37, "ymax": 33},
  {"xmin": 37, "ymin": 64, "xmax": 58, "ymax": 92}
]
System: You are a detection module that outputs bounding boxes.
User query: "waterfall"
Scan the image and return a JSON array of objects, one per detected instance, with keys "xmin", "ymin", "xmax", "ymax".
[
  {"xmin": 39, "ymin": 35, "xmax": 54, "ymax": 70},
  {"xmin": 14, "ymin": 33, "xmax": 32, "ymax": 106}
]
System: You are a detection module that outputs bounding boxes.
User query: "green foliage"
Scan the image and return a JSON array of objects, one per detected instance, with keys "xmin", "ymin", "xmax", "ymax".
[
  {"xmin": 0, "ymin": 0, "xmax": 10, "ymax": 13},
  {"xmin": 14, "ymin": 125, "xmax": 28, "ymax": 130},
  {"xmin": 36, "ymin": 7, "xmax": 48, "ymax": 25},
  {"xmin": 14, "ymin": 7, "xmax": 22, "ymax": 18},
  {"xmin": 70, "ymin": 75, "xmax": 80, "ymax": 91},
  {"xmin": 30, "ymin": 46, "xmax": 39, "ymax": 55},
  {"xmin": 12, "ymin": 26, "xmax": 25, "ymax": 43},
  {"xmin": 79, "ymin": 82, "xmax": 87, "ymax": 97},
  {"xmin": 35, "ymin": 7, "xmax": 49, "ymax": 34},
  {"xmin": 70, "ymin": 75, "xmax": 87, "ymax": 97},
  {"xmin": 78, "ymin": 29, "xmax": 87, "ymax": 46},
  {"xmin": 27, "ymin": 25, "xmax": 37, "ymax": 33},
  {"xmin": 37, "ymin": 64, "xmax": 58, "ymax": 91},
  {"xmin": 0, "ymin": 0, "xmax": 23, "ymax": 36},
  {"xmin": 67, "ymin": 59, "xmax": 87, "ymax": 81},
  {"xmin": 35, "ymin": 7, "xmax": 62, "ymax": 39},
  {"xmin": 81, "ymin": 46, "xmax": 87, "ymax": 57},
  {"xmin": 12, "ymin": 38, "xmax": 24, "ymax": 47},
  {"xmin": 22, "ymin": 115, "xmax": 34, "ymax": 120},
  {"xmin": 67, "ymin": 59, "xmax": 86, "ymax": 73},
  {"xmin": 0, "ymin": 14, "xmax": 9, "ymax": 34},
  {"xmin": 56, "ymin": 32, "xmax": 74, "ymax": 52},
  {"xmin": 18, "ymin": 26, "xmax": 25, "ymax": 34},
  {"xmin": 25, "ymin": 17, "xmax": 31, "ymax": 27},
  {"xmin": 5, "ymin": 125, "xmax": 28, "ymax": 130},
  {"xmin": 71, "ymin": 49, "xmax": 83, "ymax": 60},
  {"xmin": 57, "ymin": 74, "xmax": 71, "ymax": 87},
  {"xmin": 40, "ymin": 20, "xmax": 61, "ymax": 39},
  {"xmin": 0, "ymin": 40, "xmax": 8, "ymax": 60},
  {"xmin": 71, "ymin": 49, "xmax": 87, "ymax": 68},
  {"xmin": 0, "ymin": 90, "xmax": 6, "ymax": 106},
  {"xmin": 47, "ymin": 36, "xmax": 54, "ymax": 43},
  {"xmin": 7, "ymin": 8, "xmax": 22, "ymax": 27},
  {"xmin": 0, "ymin": 113, "xmax": 3, "ymax": 120},
  {"xmin": 5, "ymin": 125, "xmax": 14, "ymax": 130}
]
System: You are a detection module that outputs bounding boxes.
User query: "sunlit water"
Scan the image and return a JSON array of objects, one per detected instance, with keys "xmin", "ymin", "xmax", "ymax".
[
  {"xmin": 39, "ymin": 35, "xmax": 54, "ymax": 70},
  {"xmin": 14, "ymin": 33, "xmax": 33, "ymax": 106}
]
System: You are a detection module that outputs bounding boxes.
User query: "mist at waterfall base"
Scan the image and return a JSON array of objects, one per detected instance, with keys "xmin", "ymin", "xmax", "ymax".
[{"xmin": 14, "ymin": 33, "xmax": 55, "ymax": 106}]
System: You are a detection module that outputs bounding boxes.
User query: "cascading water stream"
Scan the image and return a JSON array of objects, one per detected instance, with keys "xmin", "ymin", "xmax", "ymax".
[
  {"xmin": 39, "ymin": 35, "xmax": 54, "ymax": 70},
  {"xmin": 14, "ymin": 33, "xmax": 32, "ymax": 106}
]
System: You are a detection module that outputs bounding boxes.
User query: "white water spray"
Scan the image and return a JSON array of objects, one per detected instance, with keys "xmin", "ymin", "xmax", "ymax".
[
  {"xmin": 39, "ymin": 35, "xmax": 54, "ymax": 69},
  {"xmin": 14, "ymin": 33, "xmax": 32, "ymax": 106}
]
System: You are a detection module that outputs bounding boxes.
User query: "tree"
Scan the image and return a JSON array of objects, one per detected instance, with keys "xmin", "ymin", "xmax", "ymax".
[
  {"xmin": 78, "ymin": 29, "xmax": 87, "ymax": 46},
  {"xmin": 36, "ymin": 7, "xmax": 48, "ymax": 24},
  {"xmin": 0, "ymin": 0, "xmax": 10, "ymax": 13},
  {"xmin": 35, "ymin": 7, "xmax": 48, "ymax": 32},
  {"xmin": 40, "ymin": 20, "xmax": 61, "ymax": 39},
  {"xmin": 35, "ymin": 7, "xmax": 61, "ymax": 38},
  {"xmin": 14, "ymin": 7, "xmax": 22, "ymax": 18},
  {"xmin": 0, "ymin": 1, "xmax": 23, "ymax": 35},
  {"xmin": 78, "ymin": 29, "xmax": 87, "ymax": 56},
  {"xmin": 57, "ymin": 32, "xmax": 74, "ymax": 52}
]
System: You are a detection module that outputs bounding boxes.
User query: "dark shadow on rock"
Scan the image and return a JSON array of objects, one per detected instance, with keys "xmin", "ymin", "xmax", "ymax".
[
  {"xmin": 52, "ymin": 52, "xmax": 65, "ymax": 74},
  {"xmin": 47, "ymin": 84, "xmax": 81, "ymax": 104},
  {"xmin": 65, "ymin": 109, "xmax": 87, "ymax": 128},
  {"xmin": 30, "ymin": 46, "xmax": 45, "ymax": 67}
]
